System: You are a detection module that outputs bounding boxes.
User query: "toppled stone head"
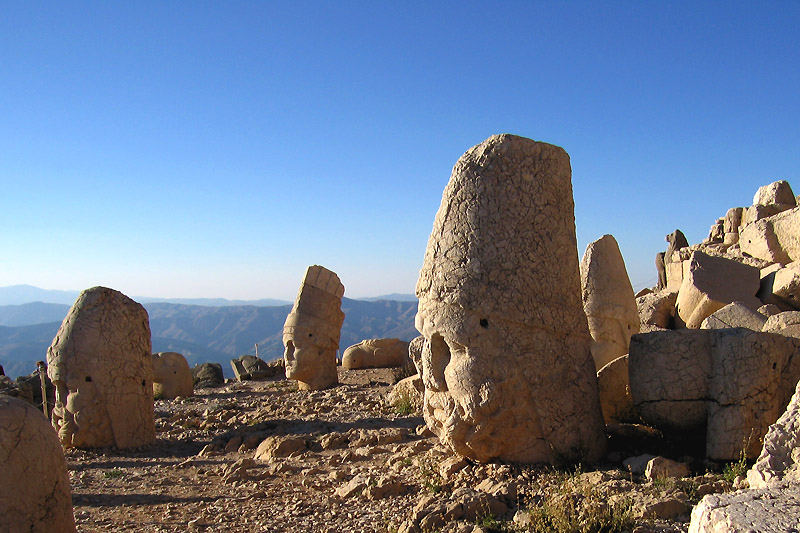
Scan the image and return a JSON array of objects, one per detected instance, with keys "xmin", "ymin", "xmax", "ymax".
[
  {"xmin": 47, "ymin": 286, "xmax": 155, "ymax": 449},
  {"xmin": 283, "ymin": 265, "xmax": 345, "ymax": 390},
  {"xmin": 415, "ymin": 134, "xmax": 606, "ymax": 464},
  {"xmin": 152, "ymin": 352, "xmax": 193, "ymax": 399}
]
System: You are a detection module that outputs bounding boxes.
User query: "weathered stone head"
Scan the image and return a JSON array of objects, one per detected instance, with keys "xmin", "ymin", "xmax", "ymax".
[
  {"xmin": 0, "ymin": 395, "xmax": 76, "ymax": 532},
  {"xmin": 152, "ymin": 352, "xmax": 193, "ymax": 399},
  {"xmin": 283, "ymin": 265, "xmax": 344, "ymax": 390},
  {"xmin": 47, "ymin": 286, "xmax": 155, "ymax": 449},
  {"xmin": 415, "ymin": 133, "xmax": 606, "ymax": 464}
]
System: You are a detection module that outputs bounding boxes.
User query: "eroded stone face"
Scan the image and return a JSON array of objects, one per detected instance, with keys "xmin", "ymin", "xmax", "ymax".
[
  {"xmin": 0, "ymin": 395, "xmax": 76, "ymax": 532},
  {"xmin": 580, "ymin": 234, "xmax": 640, "ymax": 370},
  {"xmin": 283, "ymin": 265, "xmax": 344, "ymax": 391},
  {"xmin": 414, "ymin": 134, "xmax": 606, "ymax": 464},
  {"xmin": 47, "ymin": 286, "xmax": 155, "ymax": 449}
]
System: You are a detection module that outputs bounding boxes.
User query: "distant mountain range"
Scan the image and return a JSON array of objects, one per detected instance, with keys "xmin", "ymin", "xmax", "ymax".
[{"xmin": 0, "ymin": 288, "xmax": 419, "ymax": 379}]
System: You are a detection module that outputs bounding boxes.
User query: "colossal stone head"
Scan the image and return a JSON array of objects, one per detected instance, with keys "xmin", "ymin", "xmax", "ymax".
[
  {"xmin": 152, "ymin": 352, "xmax": 193, "ymax": 399},
  {"xmin": 47, "ymin": 286, "xmax": 155, "ymax": 449},
  {"xmin": 283, "ymin": 265, "xmax": 344, "ymax": 390},
  {"xmin": 415, "ymin": 134, "xmax": 606, "ymax": 464}
]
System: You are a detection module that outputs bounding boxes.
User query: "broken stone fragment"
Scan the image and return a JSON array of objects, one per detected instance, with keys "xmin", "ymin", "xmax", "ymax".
[
  {"xmin": 342, "ymin": 338, "xmax": 411, "ymax": 370},
  {"xmin": 699, "ymin": 301, "xmax": 768, "ymax": 331},
  {"xmin": 675, "ymin": 251, "xmax": 761, "ymax": 328}
]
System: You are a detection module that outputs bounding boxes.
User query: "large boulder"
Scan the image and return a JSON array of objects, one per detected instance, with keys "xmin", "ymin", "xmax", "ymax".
[
  {"xmin": 740, "ymin": 206, "xmax": 800, "ymax": 264},
  {"xmin": 0, "ymin": 395, "xmax": 76, "ymax": 532},
  {"xmin": 675, "ymin": 251, "xmax": 760, "ymax": 328},
  {"xmin": 192, "ymin": 363, "xmax": 224, "ymax": 388},
  {"xmin": 230, "ymin": 355, "xmax": 280, "ymax": 381},
  {"xmin": 47, "ymin": 286, "xmax": 155, "ymax": 449},
  {"xmin": 636, "ymin": 289, "xmax": 677, "ymax": 331},
  {"xmin": 580, "ymin": 234, "xmax": 640, "ymax": 370},
  {"xmin": 283, "ymin": 265, "xmax": 344, "ymax": 391},
  {"xmin": 152, "ymin": 352, "xmax": 193, "ymax": 399},
  {"xmin": 414, "ymin": 134, "xmax": 606, "ymax": 464},
  {"xmin": 699, "ymin": 301, "xmax": 768, "ymax": 331},
  {"xmin": 342, "ymin": 338, "xmax": 411, "ymax": 370},
  {"xmin": 629, "ymin": 328, "xmax": 800, "ymax": 460}
]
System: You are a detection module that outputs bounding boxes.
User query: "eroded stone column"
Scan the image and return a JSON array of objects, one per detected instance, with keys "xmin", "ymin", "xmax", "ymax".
[
  {"xmin": 415, "ymin": 133, "xmax": 606, "ymax": 464},
  {"xmin": 283, "ymin": 265, "xmax": 344, "ymax": 390}
]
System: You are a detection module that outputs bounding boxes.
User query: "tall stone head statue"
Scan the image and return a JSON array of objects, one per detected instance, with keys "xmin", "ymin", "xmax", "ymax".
[
  {"xmin": 47, "ymin": 286, "xmax": 155, "ymax": 449},
  {"xmin": 415, "ymin": 134, "xmax": 606, "ymax": 464},
  {"xmin": 283, "ymin": 265, "xmax": 345, "ymax": 390}
]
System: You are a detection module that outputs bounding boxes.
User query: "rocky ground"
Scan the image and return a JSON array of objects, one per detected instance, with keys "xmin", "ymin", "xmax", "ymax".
[{"xmin": 66, "ymin": 368, "xmax": 740, "ymax": 532}]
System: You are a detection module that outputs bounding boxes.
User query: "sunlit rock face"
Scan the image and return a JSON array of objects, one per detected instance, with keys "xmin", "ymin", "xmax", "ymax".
[
  {"xmin": 47, "ymin": 286, "xmax": 155, "ymax": 449},
  {"xmin": 0, "ymin": 395, "xmax": 76, "ymax": 532},
  {"xmin": 414, "ymin": 133, "xmax": 606, "ymax": 464},
  {"xmin": 283, "ymin": 265, "xmax": 344, "ymax": 391}
]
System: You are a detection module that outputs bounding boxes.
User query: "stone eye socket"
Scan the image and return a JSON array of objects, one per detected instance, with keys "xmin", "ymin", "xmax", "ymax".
[
  {"xmin": 479, "ymin": 318, "xmax": 489, "ymax": 328},
  {"xmin": 85, "ymin": 376, "xmax": 92, "ymax": 382}
]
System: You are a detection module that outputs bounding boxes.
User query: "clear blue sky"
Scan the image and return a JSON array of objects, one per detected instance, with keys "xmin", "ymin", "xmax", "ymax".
[{"xmin": 2, "ymin": 2, "xmax": 798, "ymax": 300}]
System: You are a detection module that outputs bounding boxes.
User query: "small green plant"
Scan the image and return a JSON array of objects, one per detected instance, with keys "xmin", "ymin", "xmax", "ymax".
[
  {"xmin": 722, "ymin": 432, "xmax": 753, "ymax": 483},
  {"xmin": 522, "ymin": 469, "xmax": 635, "ymax": 533},
  {"xmin": 103, "ymin": 469, "xmax": 125, "ymax": 479},
  {"xmin": 153, "ymin": 391, "xmax": 163, "ymax": 401},
  {"xmin": 392, "ymin": 389, "xmax": 415, "ymax": 415},
  {"xmin": 475, "ymin": 513, "xmax": 512, "ymax": 532},
  {"xmin": 417, "ymin": 456, "xmax": 444, "ymax": 494}
]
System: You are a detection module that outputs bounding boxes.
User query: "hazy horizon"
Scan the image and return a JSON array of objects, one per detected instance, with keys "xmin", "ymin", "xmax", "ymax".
[{"xmin": 2, "ymin": 3, "xmax": 798, "ymax": 301}]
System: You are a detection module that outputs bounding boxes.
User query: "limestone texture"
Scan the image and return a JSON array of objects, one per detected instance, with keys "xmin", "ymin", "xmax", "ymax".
[
  {"xmin": 152, "ymin": 352, "xmax": 193, "ymax": 399},
  {"xmin": 748, "ymin": 379, "xmax": 800, "ymax": 489},
  {"xmin": 636, "ymin": 289, "xmax": 677, "ymax": 332},
  {"xmin": 630, "ymin": 328, "xmax": 800, "ymax": 460},
  {"xmin": 762, "ymin": 311, "xmax": 800, "ymax": 339},
  {"xmin": 597, "ymin": 354, "xmax": 633, "ymax": 424},
  {"xmin": 0, "ymin": 395, "xmax": 76, "ymax": 532},
  {"xmin": 414, "ymin": 133, "xmax": 606, "ymax": 463},
  {"xmin": 699, "ymin": 301, "xmax": 768, "ymax": 331},
  {"xmin": 740, "ymin": 206, "xmax": 800, "ymax": 264},
  {"xmin": 689, "ymin": 482, "xmax": 800, "ymax": 533},
  {"xmin": 283, "ymin": 265, "xmax": 345, "ymax": 391},
  {"xmin": 580, "ymin": 234, "xmax": 640, "ymax": 370},
  {"xmin": 675, "ymin": 251, "xmax": 761, "ymax": 329},
  {"xmin": 230, "ymin": 355, "xmax": 277, "ymax": 381},
  {"xmin": 342, "ymin": 338, "xmax": 411, "ymax": 370},
  {"xmin": 386, "ymin": 374, "xmax": 424, "ymax": 412},
  {"xmin": 754, "ymin": 179, "xmax": 797, "ymax": 208},
  {"xmin": 47, "ymin": 286, "xmax": 155, "ymax": 449}
]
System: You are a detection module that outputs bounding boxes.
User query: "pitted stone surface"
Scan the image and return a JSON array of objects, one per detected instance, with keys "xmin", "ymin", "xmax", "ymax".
[
  {"xmin": 675, "ymin": 251, "xmax": 760, "ymax": 328},
  {"xmin": 342, "ymin": 338, "xmax": 411, "ymax": 370},
  {"xmin": 741, "ymin": 206, "xmax": 800, "ymax": 264},
  {"xmin": 580, "ymin": 234, "xmax": 640, "ymax": 370},
  {"xmin": 753, "ymin": 180, "xmax": 797, "ymax": 208},
  {"xmin": 414, "ymin": 133, "xmax": 606, "ymax": 463},
  {"xmin": 748, "ymin": 379, "xmax": 800, "ymax": 489},
  {"xmin": 47, "ymin": 286, "xmax": 155, "ymax": 449},
  {"xmin": 152, "ymin": 352, "xmax": 193, "ymax": 399},
  {"xmin": 283, "ymin": 265, "xmax": 345, "ymax": 391},
  {"xmin": 630, "ymin": 329, "xmax": 800, "ymax": 460},
  {"xmin": 0, "ymin": 395, "xmax": 76, "ymax": 532},
  {"xmin": 689, "ymin": 482, "xmax": 800, "ymax": 533},
  {"xmin": 636, "ymin": 289, "xmax": 677, "ymax": 332}
]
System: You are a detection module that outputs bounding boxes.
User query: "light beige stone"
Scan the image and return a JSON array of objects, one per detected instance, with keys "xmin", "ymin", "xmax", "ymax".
[
  {"xmin": 342, "ymin": 338, "xmax": 411, "ymax": 370},
  {"xmin": 706, "ymin": 218, "xmax": 724, "ymax": 244},
  {"xmin": 666, "ymin": 260, "xmax": 687, "ymax": 293},
  {"xmin": 645, "ymin": 456, "xmax": 690, "ymax": 480},
  {"xmin": 283, "ymin": 265, "xmax": 344, "ymax": 391},
  {"xmin": 414, "ymin": 134, "xmax": 606, "ymax": 463},
  {"xmin": 386, "ymin": 374, "xmax": 423, "ymax": 411},
  {"xmin": 724, "ymin": 207, "xmax": 744, "ymax": 234},
  {"xmin": 408, "ymin": 335, "xmax": 424, "ymax": 375},
  {"xmin": 675, "ymin": 251, "xmax": 761, "ymax": 328},
  {"xmin": 700, "ymin": 301, "xmax": 768, "ymax": 331},
  {"xmin": 762, "ymin": 311, "xmax": 800, "ymax": 339},
  {"xmin": 741, "ymin": 206, "xmax": 800, "ymax": 265},
  {"xmin": 748, "ymin": 379, "xmax": 800, "ymax": 489},
  {"xmin": 152, "ymin": 352, "xmax": 193, "ymax": 399},
  {"xmin": 47, "ymin": 286, "xmax": 155, "ymax": 449},
  {"xmin": 630, "ymin": 328, "xmax": 800, "ymax": 460},
  {"xmin": 580, "ymin": 234, "xmax": 640, "ymax": 370},
  {"xmin": 637, "ymin": 289, "xmax": 678, "ymax": 332},
  {"xmin": 689, "ymin": 482, "xmax": 800, "ymax": 533},
  {"xmin": 754, "ymin": 179, "xmax": 797, "ymax": 208},
  {"xmin": 759, "ymin": 303, "xmax": 783, "ymax": 317},
  {"xmin": 771, "ymin": 264, "xmax": 800, "ymax": 308},
  {"xmin": 0, "ymin": 395, "xmax": 76, "ymax": 532},
  {"xmin": 597, "ymin": 354, "xmax": 633, "ymax": 424},
  {"xmin": 254, "ymin": 435, "xmax": 307, "ymax": 462}
]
